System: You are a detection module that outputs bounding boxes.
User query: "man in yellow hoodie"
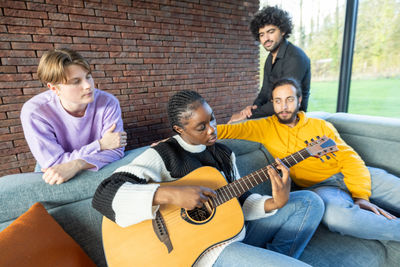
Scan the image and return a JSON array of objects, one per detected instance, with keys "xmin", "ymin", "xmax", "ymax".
[{"xmin": 217, "ymin": 78, "xmax": 400, "ymax": 241}]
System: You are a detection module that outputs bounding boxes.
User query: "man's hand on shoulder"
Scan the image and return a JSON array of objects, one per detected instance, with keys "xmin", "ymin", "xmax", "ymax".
[
  {"xmin": 354, "ymin": 198, "xmax": 397, "ymax": 219},
  {"xmin": 228, "ymin": 105, "xmax": 257, "ymax": 124}
]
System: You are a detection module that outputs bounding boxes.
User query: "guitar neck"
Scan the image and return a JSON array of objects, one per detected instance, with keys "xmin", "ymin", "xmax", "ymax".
[{"xmin": 212, "ymin": 148, "xmax": 311, "ymax": 207}]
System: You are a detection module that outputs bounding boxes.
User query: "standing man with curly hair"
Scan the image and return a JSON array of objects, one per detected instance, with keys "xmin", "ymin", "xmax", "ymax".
[{"xmin": 229, "ymin": 6, "xmax": 311, "ymax": 123}]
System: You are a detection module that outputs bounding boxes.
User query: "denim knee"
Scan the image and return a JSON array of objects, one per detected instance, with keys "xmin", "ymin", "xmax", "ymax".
[
  {"xmin": 322, "ymin": 200, "xmax": 357, "ymax": 233},
  {"xmin": 292, "ymin": 190, "xmax": 325, "ymax": 217}
]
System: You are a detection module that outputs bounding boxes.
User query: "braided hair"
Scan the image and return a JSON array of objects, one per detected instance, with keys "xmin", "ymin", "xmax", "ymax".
[
  {"xmin": 167, "ymin": 90, "xmax": 235, "ymax": 183},
  {"xmin": 167, "ymin": 90, "xmax": 205, "ymax": 132}
]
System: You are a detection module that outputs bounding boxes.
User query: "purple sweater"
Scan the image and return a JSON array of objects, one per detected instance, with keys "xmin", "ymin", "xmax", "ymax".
[{"xmin": 20, "ymin": 89, "xmax": 125, "ymax": 170}]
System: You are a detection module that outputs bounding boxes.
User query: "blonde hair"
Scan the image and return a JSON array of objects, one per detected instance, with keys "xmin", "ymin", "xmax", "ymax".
[{"xmin": 37, "ymin": 48, "xmax": 91, "ymax": 85}]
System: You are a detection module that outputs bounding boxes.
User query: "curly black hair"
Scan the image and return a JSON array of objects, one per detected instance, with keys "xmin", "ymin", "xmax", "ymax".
[{"xmin": 250, "ymin": 6, "xmax": 293, "ymax": 41}]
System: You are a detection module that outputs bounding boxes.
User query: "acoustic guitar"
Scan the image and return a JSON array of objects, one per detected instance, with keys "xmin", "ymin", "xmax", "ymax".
[{"xmin": 102, "ymin": 136, "xmax": 337, "ymax": 266}]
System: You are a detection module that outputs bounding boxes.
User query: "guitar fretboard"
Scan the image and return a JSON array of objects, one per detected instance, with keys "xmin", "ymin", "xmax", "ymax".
[{"xmin": 211, "ymin": 148, "xmax": 311, "ymax": 207}]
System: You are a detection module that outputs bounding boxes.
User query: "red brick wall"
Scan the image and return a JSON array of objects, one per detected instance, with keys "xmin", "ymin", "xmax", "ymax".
[{"xmin": 0, "ymin": 0, "xmax": 260, "ymax": 176}]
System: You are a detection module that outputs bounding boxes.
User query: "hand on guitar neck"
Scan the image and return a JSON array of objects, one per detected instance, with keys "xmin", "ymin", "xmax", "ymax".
[
  {"xmin": 264, "ymin": 158, "xmax": 291, "ymax": 212},
  {"xmin": 153, "ymin": 185, "xmax": 217, "ymax": 210},
  {"xmin": 153, "ymin": 158, "xmax": 289, "ymax": 213}
]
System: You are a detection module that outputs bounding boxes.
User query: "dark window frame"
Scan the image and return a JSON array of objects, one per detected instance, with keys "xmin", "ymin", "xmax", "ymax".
[{"xmin": 337, "ymin": 0, "xmax": 359, "ymax": 112}]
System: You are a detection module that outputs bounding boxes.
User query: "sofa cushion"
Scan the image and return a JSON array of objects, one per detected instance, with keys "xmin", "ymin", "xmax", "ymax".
[{"xmin": 0, "ymin": 202, "xmax": 96, "ymax": 267}]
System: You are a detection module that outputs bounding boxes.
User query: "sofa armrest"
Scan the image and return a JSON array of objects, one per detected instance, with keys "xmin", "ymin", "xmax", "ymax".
[
  {"xmin": 0, "ymin": 146, "xmax": 148, "ymax": 224},
  {"xmin": 308, "ymin": 112, "xmax": 400, "ymax": 177}
]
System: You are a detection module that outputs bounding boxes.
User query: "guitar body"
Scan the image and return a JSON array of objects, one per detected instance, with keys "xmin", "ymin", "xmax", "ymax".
[{"xmin": 102, "ymin": 166, "xmax": 245, "ymax": 267}]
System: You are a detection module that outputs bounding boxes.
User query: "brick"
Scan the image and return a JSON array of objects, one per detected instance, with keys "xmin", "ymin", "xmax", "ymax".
[
  {"xmin": 91, "ymin": 44, "xmax": 122, "ymax": 52},
  {"xmin": 0, "ymin": 1, "xmax": 26, "ymax": 9},
  {"xmin": 107, "ymin": 38, "xmax": 137, "ymax": 46},
  {"xmin": 46, "ymin": 0, "xmax": 84, "ymax": 7},
  {"xmin": 33, "ymin": 35, "xmax": 72, "ymax": 43},
  {"xmin": 13, "ymin": 139, "xmax": 28, "ymax": 148},
  {"xmin": 2, "ymin": 95, "xmax": 31, "ymax": 104},
  {"xmin": 0, "ymin": 126, "xmax": 9, "ymax": 134},
  {"xmin": 0, "ymin": 155, "xmax": 17, "ymax": 164},
  {"xmin": 10, "ymin": 125, "xmax": 23, "ymax": 133},
  {"xmin": 51, "ymin": 28, "xmax": 88, "ymax": 37},
  {"xmin": 95, "ymin": 64, "xmax": 125, "ymax": 71},
  {"xmin": 115, "ymin": 58, "xmax": 143, "ymax": 64},
  {"xmin": 73, "ymin": 36, "xmax": 107, "ymax": 45},
  {"xmin": 18, "ymin": 66, "xmax": 38, "ymax": 73},
  {"xmin": 4, "ymin": 8, "xmax": 48, "ymax": 19},
  {"xmin": 0, "ymin": 80, "xmax": 41, "ymax": 89},
  {"xmin": 95, "ymin": 9, "xmax": 126, "ymax": 19},
  {"xmin": 8, "ymin": 26, "xmax": 51, "ymax": 35},
  {"xmin": 0, "ymin": 74, "xmax": 32, "ymax": 82},
  {"xmin": 11, "ymin": 42, "xmax": 54, "ymax": 51},
  {"xmin": 20, "ymin": 165, "xmax": 34, "ymax": 173},
  {"xmin": 43, "ymin": 20, "xmax": 82, "ymax": 29},
  {"xmin": 104, "ymin": 18, "xmax": 134, "ymax": 27},
  {"xmin": 89, "ymin": 31, "xmax": 121, "ymax": 38},
  {"xmin": 1, "ymin": 57, "xmax": 40, "ymax": 66},
  {"xmin": 112, "ymin": 76, "xmax": 141, "ymax": 83},
  {"xmin": 103, "ymin": 70, "xmax": 123, "ymax": 77},
  {"xmin": 80, "ymin": 51, "xmax": 109, "ymax": 58},
  {"xmin": 58, "ymin": 5, "xmax": 94, "ymax": 15},
  {"xmin": 26, "ymin": 2, "xmax": 57, "ymax": 12},
  {"xmin": 69, "ymin": 14, "xmax": 104, "ymax": 24},
  {"xmin": 85, "ymin": 2, "xmax": 117, "ymax": 11},
  {"xmin": 0, "ymin": 42, "xmax": 11, "ymax": 49},
  {"xmin": 127, "ymin": 14, "xmax": 155, "ymax": 22},
  {"xmin": 17, "ymin": 152, "xmax": 34, "ymax": 161},
  {"xmin": 53, "ymin": 43, "xmax": 91, "ymax": 50},
  {"xmin": 48, "ymin": 12, "xmax": 70, "ymax": 21},
  {"xmin": 115, "ymin": 25, "xmax": 144, "ymax": 33},
  {"xmin": 0, "ymin": 33, "xmax": 32, "ymax": 42},
  {"xmin": 82, "ymin": 23, "xmax": 115, "ymax": 31},
  {"xmin": 0, "ymin": 132, "xmax": 24, "ymax": 141},
  {"xmin": 0, "ymin": 16, "xmax": 42, "ymax": 27},
  {"xmin": 0, "ymin": 66, "xmax": 17, "ymax": 73},
  {"xmin": 0, "ymin": 141, "xmax": 13, "ymax": 150}
]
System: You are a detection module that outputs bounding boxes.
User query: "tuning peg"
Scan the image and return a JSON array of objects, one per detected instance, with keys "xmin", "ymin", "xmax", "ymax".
[
  {"xmin": 331, "ymin": 153, "xmax": 336, "ymax": 157},
  {"xmin": 304, "ymin": 140, "xmax": 309, "ymax": 145},
  {"xmin": 320, "ymin": 158, "xmax": 325, "ymax": 163},
  {"xmin": 316, "ymin": 136, "xmax": 320, "ymax": 139},
  {"xmin": 326, "ymin": 155, "xmax": 331, "ymax": 160},
  {"xmin": 311, "ymin": 138, "xmax": 315, "ymax": 142}
]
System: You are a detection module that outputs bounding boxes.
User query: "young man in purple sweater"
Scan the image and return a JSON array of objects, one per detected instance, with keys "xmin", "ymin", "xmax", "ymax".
[{"xmin": 21, "ymin": 48, "xmax": 127, "ymax": 185}]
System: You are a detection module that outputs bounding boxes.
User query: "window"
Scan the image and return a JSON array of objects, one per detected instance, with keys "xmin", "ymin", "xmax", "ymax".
[{"xmin": 349, "ymin": 0, "xmax": 400, "ymax": 118}]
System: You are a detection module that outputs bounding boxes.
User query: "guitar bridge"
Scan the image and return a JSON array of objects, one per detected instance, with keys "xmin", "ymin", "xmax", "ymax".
[{"xmin": 152, "ymin": 210, "xmax": 173, "ymax": 253}]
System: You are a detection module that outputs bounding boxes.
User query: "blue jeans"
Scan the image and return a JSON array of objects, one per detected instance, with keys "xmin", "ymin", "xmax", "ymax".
[
  {"xmin": 213, "ymin": 191, "xmax": 324, "ymax": 267},
  {"xmin": 309, "ymin": 167, "xmax": 400, "ymax": 241}
]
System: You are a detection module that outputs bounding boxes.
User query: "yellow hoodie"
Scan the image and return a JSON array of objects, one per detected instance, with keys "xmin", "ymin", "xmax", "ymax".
[{"xmin": 217, "ymin": 112, "xmax": 371, "ymax": 200}]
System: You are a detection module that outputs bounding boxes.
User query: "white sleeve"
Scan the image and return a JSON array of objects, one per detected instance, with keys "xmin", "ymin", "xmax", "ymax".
[{"xmin": 112, "ymin": 148, "xmax": 172, "ymax": 227}]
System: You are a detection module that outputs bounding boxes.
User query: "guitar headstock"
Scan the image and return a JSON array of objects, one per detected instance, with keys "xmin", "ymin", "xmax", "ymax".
[{"xmin": 305, "ymin": 135, "xmax": 338, "ymax": 160}]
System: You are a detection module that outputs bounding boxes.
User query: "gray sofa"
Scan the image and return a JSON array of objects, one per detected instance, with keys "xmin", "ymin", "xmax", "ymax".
[{"xmin": 1, "ymin": 112, "xmax": 399, "ymax": 267}]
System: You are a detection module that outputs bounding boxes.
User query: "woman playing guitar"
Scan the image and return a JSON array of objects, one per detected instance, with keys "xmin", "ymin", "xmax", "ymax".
[{"xmin": 92, "ymin": 90, "xmax": 324, "ymax": 267}]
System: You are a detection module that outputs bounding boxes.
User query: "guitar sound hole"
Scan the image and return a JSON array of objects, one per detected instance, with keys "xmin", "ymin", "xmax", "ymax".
[{"xmin": 181, "ymin": 204, "xmax": 214, "ymax": 225}]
